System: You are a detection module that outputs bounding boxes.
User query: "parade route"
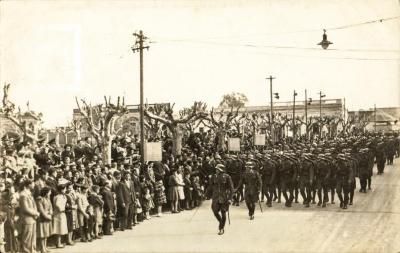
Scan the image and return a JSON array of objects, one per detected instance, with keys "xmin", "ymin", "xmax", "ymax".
[{"xmin": 56, "ymin": 159, "xmax": 400, "ymax": 253}]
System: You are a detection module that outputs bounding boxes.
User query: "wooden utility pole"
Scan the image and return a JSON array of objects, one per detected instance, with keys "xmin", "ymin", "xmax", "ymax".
[
  {"xmin": 343, "ymin": 98, "xmax": 346, "ymax": 120},
  {"xmin": 132, "ymin": 30, "xmax": 150, "ymax": 165},
  {"xmin": 319, "ymin": 91, "xmax": 325, "ymax": 137},
  {"xmin": 292, "ymin": 90, "xmax": 297, "ymax": 140},
  {"xmin": 305, "ymin": 89, "xmax": 308, "ymax": 138},
  {"xmin": 266, "ymin": 76, "xmax": 275, "ymax": 144},
  {"xmin": 374, "ymin": 104, "xmax": 377, "ymax": 131}
]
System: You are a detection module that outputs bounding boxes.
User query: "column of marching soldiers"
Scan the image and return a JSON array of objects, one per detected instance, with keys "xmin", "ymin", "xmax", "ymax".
[{"xmin": 205, "ymin": 133, "xmax": 399, "ymax": 235}]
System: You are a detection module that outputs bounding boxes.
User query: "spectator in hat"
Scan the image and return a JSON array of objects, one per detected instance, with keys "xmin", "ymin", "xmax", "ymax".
[
  {"xmin": 153, "ymin": 171, "xmax": 167, "ymax": 218},
  {"xmin": 140, "ymin": 175, "xmax": 154, "ymax": 220},
  {"xmin": 116, "ymin": 172, "xmax": 135, "ymax": 231},
  {"xmin": 52, "ymin": 183, "xmax": 68, "ymax": 248},
  {"xmin": 34, "ymin": 169, "xmax": 49, "ymax": 199},
  {"xmin": 88, "ymin": 185, "xmax": 103, "ymax": 239},
  {"xmin": 19, "ymin": 178, "xmax": 39, "ymax": 253},
  {"xmin": 76, "ymin": 182, "xmax": 91, "ymax": 242},
  {"xmin": 2, "ymin": 180, "xmax": 19, "ymax": 253},
  {"xmin": 36, "ymin": 187, "xmax": 52, "ymax": 253},
  {"xmin": 65, "ymin": 182, "xmax": 78, "ymax": 245},
  {"xmin": 61, "ymin": 144, "xmax": 75, "ymax": 162},
  {"xmin": 176, "ymin": 166, "xmax": 185, "ymax": 212},
  {"xmin": 100, "ymin": 180, "xmax": 115, "ymax": 235},
  {"xmin": 183, "ymin": 171, "xmax": 193, "ymax": 210}
]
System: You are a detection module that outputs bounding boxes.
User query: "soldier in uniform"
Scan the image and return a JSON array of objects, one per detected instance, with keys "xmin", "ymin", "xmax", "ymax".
[
  {"xmin": 366, "ymin": 147, "xmax": 374, "ymax": 190},
  {"xmin": 236, "ymin": 161, "xmax": 262, "ymax": 219},
  {"xmin": 206, "ymin": 164, "xmax": 234, "ymax": 235},
  {"xmin": 261, "ymin": 154, "xmax": 276, "ymax": 207},
  {"xmin": 375, "ymin": 141, "xmax": 386, "ymax": 175},
  {"xmin": 386, "ymin": 137, "xmax": 396, "ymax": 165},
  {"xmin": 327, "ymin": 149, "xmax": 338, "ymax": 204},
  {"xmin": 347, "ymin": 149, "xmax": 358, "ymax": 205},
  {"xmin": 358, "ymin": 149, "xmax": 369, "ymax": 193},
  {"xmin": 272, "ymin": 153, "xmax": 282, "ymax": 203},
  {"xmin": 279, "ymin": 153, "xmax": 297, "ymax": 207},
  {"xmin": 315, "ymin": 154, "xmax": 331, "ymax": 207},
  {"xmin": 336, "ymin": 153, "xmax": 354, "ymax": 209},
  {"xmin": 298, "ymin": 153, "xmax": 314, "ymax": 208},
  {"xmin": 225, "ymin": 155, "xmax": 242, "ymax": 206}
]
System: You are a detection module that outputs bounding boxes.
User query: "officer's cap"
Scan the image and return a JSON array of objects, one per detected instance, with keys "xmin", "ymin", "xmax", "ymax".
[{"xmin": 215, "ymin": 164, "xmax": 225, "ymax": 172}]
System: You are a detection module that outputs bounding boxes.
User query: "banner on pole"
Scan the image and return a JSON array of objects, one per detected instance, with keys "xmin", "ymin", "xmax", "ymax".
[
  {"xmin": 144, "ymin": 142, "xmax": 162, "ymax": 161},
  {"xmin": 254, "ymin": 134, "xmax": 266, "ymax": 146},
  {"xmin": 228, "ymin": 138, "xmax": 241, "ymax": 152}
]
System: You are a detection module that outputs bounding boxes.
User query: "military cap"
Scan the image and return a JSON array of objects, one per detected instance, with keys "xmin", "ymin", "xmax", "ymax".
[
  {"xmin": 215, "ymin": 164, "xmax": 225, "ymax": 172},
  {"xmin": 245, "ymin": 161, "xmax": 255, "ymax": 167}
]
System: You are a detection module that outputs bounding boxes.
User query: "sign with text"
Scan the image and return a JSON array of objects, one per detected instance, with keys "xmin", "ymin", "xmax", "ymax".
[
  {"xmin": 254, "ymin": 134, "xmax": 266, "ymax": 145},
  {"xmin": 228, "ymin": 138, "xmax": 241, "ymax": 152},
  {"xmin": 144, "ymin": 142, "xmax": 162, "ymax": 161}
]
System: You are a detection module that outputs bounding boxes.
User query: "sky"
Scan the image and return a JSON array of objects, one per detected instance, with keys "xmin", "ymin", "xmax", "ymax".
[{"xmin": 0, "ymin": 0, "xmax": 399, "ymax": 127}]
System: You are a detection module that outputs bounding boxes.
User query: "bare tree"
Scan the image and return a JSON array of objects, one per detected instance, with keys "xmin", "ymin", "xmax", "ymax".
[
  {"xmin": 1, "ymin": 83, "xmax": 42, "ymax": 143},
  {"xmin": 272, "ymin": 113, "xmax": 291, "ymax": 141},
  {"xmin": 75, "ymin": 96, "xmax": 128, "ymax": 164},
  {"xmin": 204, "ymin": 106, "xmax": 240, "ymax": 152},
  {"xmin": 232, "ymin": 112, "xmax": 247, "ymax": 136},
  {"xmin": 144, "ymin": 102, "xmax": 207, "ymax": 156},
  {"xmin": 339, "ymin": 115, "xmax": 356, "ymax": 135},
  {"xmin": 144, "ymin": 104, "xmax": 164, "ymax": 140}
]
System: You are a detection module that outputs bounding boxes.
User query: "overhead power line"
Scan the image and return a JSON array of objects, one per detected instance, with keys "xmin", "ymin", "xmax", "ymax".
[
  {"xmin": 152, "ymin": 39, "xmax": 399, "ymax": 53},
  {"xmin": 152, "ymin": 15, "xmax": 400, "ymax": 40},
  {"xmin": 151, "ymin": 40, "xmax": 400, "ymax": 61}
]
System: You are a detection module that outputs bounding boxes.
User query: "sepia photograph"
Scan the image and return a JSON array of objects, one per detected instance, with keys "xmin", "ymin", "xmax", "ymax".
[{"xmin": 0, "ymin": 0, "xmax": 399, "ymax": 252}]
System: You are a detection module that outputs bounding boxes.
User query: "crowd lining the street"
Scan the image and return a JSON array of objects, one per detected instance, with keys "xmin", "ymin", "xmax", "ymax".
[{"xmin": 0, "ymin": 129, "xmax": 399, "ymax": 252}]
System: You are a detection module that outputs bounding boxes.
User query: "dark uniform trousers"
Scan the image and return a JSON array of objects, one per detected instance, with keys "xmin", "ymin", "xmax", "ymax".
[
  {"xmin": 280, "ymin": 173, "xmax": 294, "ymax": 203},
  {"xmin": 336, "ymin": 177, "xmax": 350, "ymax": 205},
  {"xmin": 211, "ymin": 202, "xmax": 228, "ymax": 230},
  {"xmin": 299, "ymin": 177, "xmax": 312, "ymax": 204},
  {"xmin": 316, "ymin": 177, "xmax": 329, "ymax": 204},
  {"xmin": 262, "ymin": 177, "xmax": 275, "ymax": 205}
]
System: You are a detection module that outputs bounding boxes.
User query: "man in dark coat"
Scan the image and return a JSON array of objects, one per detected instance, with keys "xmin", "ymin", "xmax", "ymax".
[
  {"xmin": 236, "ymin": 161, "xmax": 262, "ymax": 219},
  {"xmin": 101, "ymin": 180, "xmax": 115, "ymax": 235},
  {"xmin": 206, "ymin": 164, "xmax": 234, "ymax": 235},
  {"xmin": 116, "ymin": 172, "xmax": 135, "ymax": 231}
]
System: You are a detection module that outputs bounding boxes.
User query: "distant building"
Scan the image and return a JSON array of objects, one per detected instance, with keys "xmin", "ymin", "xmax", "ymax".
[
  {"xmin": 0, "ymin": 111, "xmax": 43, "ymax": 141},
  {"xmin": 238, "ymin": 98, "xmax": 344, "ymax": 118},
  {"xmin": 348, "ymin": 107, "xmax": 400, "ymax": 132}
]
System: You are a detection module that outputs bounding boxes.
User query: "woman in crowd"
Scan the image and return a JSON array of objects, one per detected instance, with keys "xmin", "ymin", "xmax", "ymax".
[
  {"xmin": 153, "ymin": 173, "xmax": 167, "ymax": 217},
  {"xmin": 36, "ymin": 187, "xmax": 53, "ymax": 253},
  {"xmin": 176, "ymin": 166, "xmax": 185, "ymax": 212},
  {"xmin": 52, "ymin": 183, "xmax": 68, "ymax": 248},
  {"xmin": 88, "ymin": 185, "xmax": 104, "ymax": 239},
  {"xmin": 168, "ymin": 169, "xmax": 183, "ymax": 213},
  {"xmin": 140, "ymin": 175, "xmax": 154, "ymax": 220}
]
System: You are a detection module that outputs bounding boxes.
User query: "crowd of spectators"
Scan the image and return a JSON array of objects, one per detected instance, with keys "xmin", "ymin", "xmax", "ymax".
[{"xmin": 0, "ymin": 132, "xmax": 222, "ymax": 253}]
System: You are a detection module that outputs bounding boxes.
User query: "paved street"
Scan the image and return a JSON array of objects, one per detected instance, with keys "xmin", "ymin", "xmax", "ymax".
[{"xmin": 57, "ymin": 159, "xmax": 400, "ymax": 253}]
